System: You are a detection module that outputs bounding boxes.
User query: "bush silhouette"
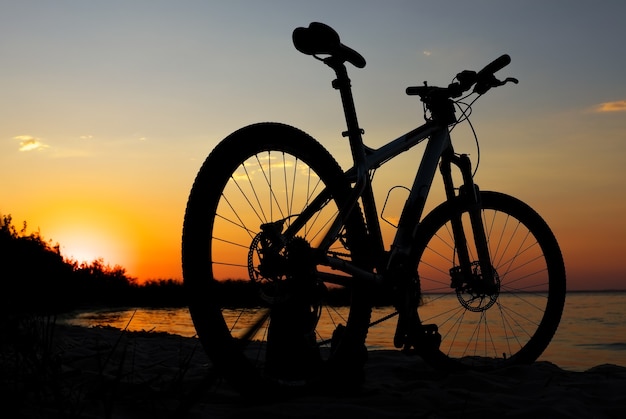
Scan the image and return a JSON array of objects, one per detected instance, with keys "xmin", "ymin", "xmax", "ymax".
[
  {"xmin": 1, "ymin": 215, "xmax": 74, "ymax": 314},
  {"xmin": 1, "ymin": 214, "xmax": 143, "ymax": 313}
]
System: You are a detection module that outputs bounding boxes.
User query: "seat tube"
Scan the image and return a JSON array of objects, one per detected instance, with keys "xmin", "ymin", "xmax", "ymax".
[{"xmin": 331, "ymin": 62, "xmax": 386, "ymax": 262}]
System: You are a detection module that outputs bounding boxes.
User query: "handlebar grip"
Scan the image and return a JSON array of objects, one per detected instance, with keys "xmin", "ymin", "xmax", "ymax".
[
  {"xmin": 477, "ymin": 54, "xmax": 511, "ymax": 78},
  {"xmin": 406, "ymin": 86, "xmax": 430, "ymax": 96}
]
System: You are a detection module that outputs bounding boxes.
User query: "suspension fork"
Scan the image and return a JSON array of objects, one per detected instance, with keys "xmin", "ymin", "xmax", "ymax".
[{"xmin": 440, "ymin": 150, "xmax": 496, "ymax": 290}]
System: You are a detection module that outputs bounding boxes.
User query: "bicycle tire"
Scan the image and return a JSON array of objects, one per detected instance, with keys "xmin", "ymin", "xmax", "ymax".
[
  {"xmin": 412, "ymin": 191, "xmax": 566, "ymax": 370},
  {"xmin": 182, "ymin": 122, "xmax": 371, "ymax": 395}
]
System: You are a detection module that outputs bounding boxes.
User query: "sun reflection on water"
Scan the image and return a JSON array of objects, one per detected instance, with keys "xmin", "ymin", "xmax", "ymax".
[{"xmin": 60, "ymin": 292, "xmax": 626, "ymax": 372}]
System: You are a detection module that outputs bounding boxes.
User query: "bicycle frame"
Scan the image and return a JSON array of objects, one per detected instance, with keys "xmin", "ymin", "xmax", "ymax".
[{"xmin": 297, "ymin": 59, "xmax": 494, "ymax": 292}]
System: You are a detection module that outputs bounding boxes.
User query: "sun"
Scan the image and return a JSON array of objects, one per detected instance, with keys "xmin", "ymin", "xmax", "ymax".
[
  {"xmin": 55, "ymin": 226, "xmax": 121, "ymax": 266},
  {"xmin": 32, "ymin": 201, "xmax": 138, "ymax": 273}
]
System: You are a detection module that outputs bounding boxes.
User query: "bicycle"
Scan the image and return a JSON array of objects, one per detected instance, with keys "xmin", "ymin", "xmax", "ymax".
[{"xmin": 182, "ymin": 22, "xmax": 566, "ymax": 395}]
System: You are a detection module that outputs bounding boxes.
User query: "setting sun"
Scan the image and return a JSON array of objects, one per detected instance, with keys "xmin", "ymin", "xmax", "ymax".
[
  {"xmin": 28, "ymin": 199, "xmax": 138, "ymax": 272},
  {"xmin": 52, "ymin": 224, "xmax": 127, "ymax": 266}
]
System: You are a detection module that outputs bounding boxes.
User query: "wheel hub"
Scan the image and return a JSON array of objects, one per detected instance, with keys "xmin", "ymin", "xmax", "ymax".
[
  {"xmin": 450, "ymin": 261, "xmax": 500, "ymax": 312},
  {"xmin": 248, "ymin": 223, "xmax": 323, "ymax": 304}
]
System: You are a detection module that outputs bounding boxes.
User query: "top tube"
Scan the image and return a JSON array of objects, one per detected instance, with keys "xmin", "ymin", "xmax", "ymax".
[{"xmin": 344, "ymin": 121, "xmax": 440, "ymax": 182}]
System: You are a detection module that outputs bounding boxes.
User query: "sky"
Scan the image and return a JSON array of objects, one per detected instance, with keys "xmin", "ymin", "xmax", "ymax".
[{"xmin": 1, "ymin": 1, "xmax": 625, "ymax": 290}]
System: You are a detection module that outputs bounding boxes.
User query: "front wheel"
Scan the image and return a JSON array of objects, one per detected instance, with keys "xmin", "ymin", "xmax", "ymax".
[{"xmin": 413, "ymin": 191, "xmax": 566, "ymax": 370}]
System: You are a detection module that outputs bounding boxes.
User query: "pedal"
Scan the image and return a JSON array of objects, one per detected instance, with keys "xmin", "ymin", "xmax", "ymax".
[
  {"xmin": 401, "ymin": 323, "xmax": 442, "ymax": 355},
  {"xmin": 420, "ymin": 324, "xmax": 442, "ymax": 350}
]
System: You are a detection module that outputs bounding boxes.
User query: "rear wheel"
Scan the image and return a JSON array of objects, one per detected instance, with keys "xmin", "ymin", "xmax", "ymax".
[
  {"xmin": 413, "ymin": 191, "xmax": 566, "ymax": 370},
  {"xmin": 182, "ymin": 123, "xmax": 370, "ymax": 394}
]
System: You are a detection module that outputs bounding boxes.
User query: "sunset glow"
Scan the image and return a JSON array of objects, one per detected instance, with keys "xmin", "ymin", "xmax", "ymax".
[
  {"xmin": 21, "ymin": 199, "xmax": 136, "ymax": 270},
  {"xmin": 2, "ymin": 2, "xmax": 625, "ymax": 290}
]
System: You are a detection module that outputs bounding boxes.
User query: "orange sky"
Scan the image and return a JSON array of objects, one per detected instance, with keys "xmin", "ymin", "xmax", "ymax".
[{"xmin": 2, "ymin": 2, "xmax": 625, "ymax": 290}]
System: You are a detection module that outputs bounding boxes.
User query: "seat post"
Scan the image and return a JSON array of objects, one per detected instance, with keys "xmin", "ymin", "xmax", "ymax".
[{"xmin": 329, "ymin": 61, "xmax": 366, "ymax": 167}]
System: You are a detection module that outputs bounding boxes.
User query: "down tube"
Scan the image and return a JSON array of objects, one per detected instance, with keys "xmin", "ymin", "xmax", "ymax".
[{"xmin": 391, "ymin": 129, "xmax": 451, "ymax": 252}]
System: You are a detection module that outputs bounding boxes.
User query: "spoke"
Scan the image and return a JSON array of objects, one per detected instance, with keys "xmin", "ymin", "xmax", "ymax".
[{"xmin": 231, "ymin": 167, "xmax": 267, "ymax": 226}]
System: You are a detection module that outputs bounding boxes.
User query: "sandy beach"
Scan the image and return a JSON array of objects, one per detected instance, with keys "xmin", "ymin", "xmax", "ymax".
[{"xmin": 7, "ymin": 324, "xmax": 626, "ymax": 418}]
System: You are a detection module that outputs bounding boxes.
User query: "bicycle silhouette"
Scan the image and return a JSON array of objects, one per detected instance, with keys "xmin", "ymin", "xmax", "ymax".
[{"xmin": 182, "ymin": 22, "xmax": 566, "ymax": 395}]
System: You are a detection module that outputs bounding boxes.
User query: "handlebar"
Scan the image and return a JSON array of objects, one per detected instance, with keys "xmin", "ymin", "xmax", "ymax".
[
  {"xmin": 406, "ymin": 54, "xmax": 518, "ymax": 99},
  {"xmin": 474, "ymin": 54, "xmax": 517, "ymax": 94}
]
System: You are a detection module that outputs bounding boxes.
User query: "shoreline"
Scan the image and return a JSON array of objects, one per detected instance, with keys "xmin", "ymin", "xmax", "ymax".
[
  {"xmin": 5, "ymin": 324, "xmax": 626, "ymax": 418},
  {"xmin": 58, "ymin": 295, "xmax": 626, "ymax": 373}
]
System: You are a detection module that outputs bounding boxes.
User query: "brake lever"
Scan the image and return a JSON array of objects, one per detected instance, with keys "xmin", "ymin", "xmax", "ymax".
[
  {"xmin": 474, "ymin": 76, "xmax": 519, "ymax": 94},
  {"xmin": 500, "ymin": 77, "xmax": 519, "ymax": 86}
]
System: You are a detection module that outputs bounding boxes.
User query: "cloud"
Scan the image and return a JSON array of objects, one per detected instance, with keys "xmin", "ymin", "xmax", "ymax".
[
  {"xmin": 14, "ymin": 135, "xmax": 49, "ymax": 152},
  {"xmin": 594, "ymin": 100, "xmax": 626, "ymax": 112}
]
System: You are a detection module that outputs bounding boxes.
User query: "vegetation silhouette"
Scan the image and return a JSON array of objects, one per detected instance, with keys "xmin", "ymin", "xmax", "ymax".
[
  {"xmin": 1, "ymin": 214, "xmax": 375, "ymax": 315},
  {"xmin": 0, "ymin": 214, "xmax": 187, "ymax": 314},
  {"xmin": 1, "ymin": 214, "xmax": 74, "ymax": 314}
]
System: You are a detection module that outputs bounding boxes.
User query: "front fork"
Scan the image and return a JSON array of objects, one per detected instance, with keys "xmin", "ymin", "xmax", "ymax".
[{"xmin": 440, "ymin": 151, "xmax": 496, "ymax": 293}]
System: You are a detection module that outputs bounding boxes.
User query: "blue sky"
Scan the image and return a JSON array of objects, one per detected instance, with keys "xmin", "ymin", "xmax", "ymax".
[{"xmin": 1, "ymin": 1, "xmax": 625, "ymax": 289}]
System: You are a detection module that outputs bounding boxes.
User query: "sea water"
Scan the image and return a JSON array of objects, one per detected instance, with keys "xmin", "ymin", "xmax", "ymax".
[{"xmin": 60, "ymin": 291, "xmax": 626, "ymax": 372}]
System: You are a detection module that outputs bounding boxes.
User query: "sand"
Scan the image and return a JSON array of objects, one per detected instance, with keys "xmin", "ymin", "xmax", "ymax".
[{"xmin": 8, "ymin": 324, "xmax": 626, "ymax": 418}]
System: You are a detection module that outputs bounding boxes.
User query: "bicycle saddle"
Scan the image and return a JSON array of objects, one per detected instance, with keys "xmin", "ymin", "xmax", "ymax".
[{"xmin": 293, "ymin": 22, "xmax": 366, "ymax": 69}]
